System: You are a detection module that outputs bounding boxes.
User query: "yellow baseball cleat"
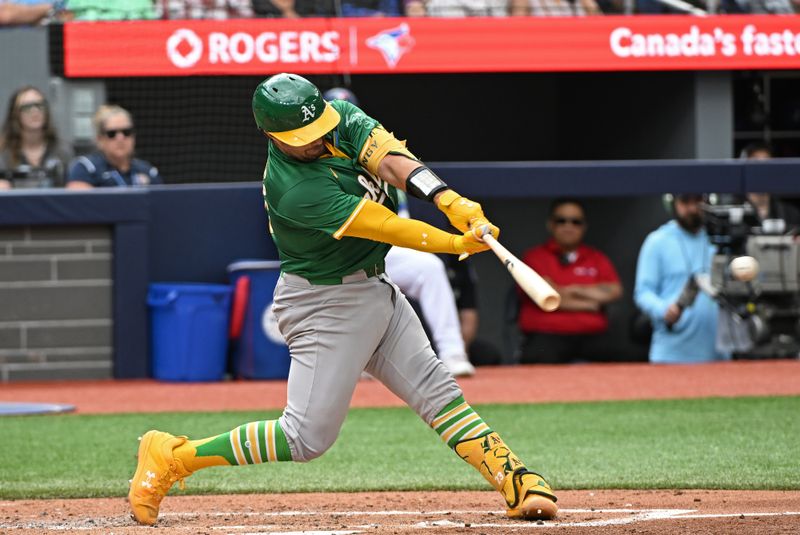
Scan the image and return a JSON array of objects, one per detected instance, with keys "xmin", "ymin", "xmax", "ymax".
[
  {"xmin": 128, "ymin": 430, "xmax": 193, "ymax": 525},
  {"xmin": 505, "ymin": 470, "xmax": 559, "ymax": 520}
]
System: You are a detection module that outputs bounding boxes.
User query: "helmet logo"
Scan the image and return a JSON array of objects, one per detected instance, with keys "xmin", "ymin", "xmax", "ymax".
[
  {"xmin": 366, "ymin": 23, "xmax": 415, "ymax": 68},
  {"xmin": 300, "ymin": 104, "xmax": 316, "ymax": 123}
]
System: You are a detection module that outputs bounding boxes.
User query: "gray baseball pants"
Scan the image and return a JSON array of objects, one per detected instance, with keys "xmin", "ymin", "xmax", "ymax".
[{"xmin": 272, "ymin": 270, "xmax": 462, "ymax": 462}]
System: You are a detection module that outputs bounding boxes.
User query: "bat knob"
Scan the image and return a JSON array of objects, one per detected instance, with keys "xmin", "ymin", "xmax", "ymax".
[{"xmin": 473, "ymin": 224, "xmax": 491, "ymax": 239}]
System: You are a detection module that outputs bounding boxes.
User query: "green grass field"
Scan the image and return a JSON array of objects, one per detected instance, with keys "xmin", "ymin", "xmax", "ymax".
[{"xmin": 1, "ymin": 396, "xmax": 797, "ymax": 499}]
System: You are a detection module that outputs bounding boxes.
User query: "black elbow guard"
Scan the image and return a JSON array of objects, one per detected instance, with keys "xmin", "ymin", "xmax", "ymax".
[{"xmin": 405, "ymin": 166, "xmax": 449, "ymax": 202}]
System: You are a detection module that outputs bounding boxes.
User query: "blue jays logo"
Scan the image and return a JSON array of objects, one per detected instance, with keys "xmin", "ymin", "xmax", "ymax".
[{"xmin": 366, "ymin": 23, "xmax": 415, "ymax": 68}]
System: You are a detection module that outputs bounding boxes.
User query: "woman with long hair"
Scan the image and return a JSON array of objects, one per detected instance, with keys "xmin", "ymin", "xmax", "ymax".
[{"xmin": 0, "ymin": 86, "xmax": 72, "ymax": 189}]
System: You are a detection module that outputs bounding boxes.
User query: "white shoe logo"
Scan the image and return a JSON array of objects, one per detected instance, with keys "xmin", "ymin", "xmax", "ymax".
[{"xmin": 141, "ymin": 470, "xmax": 156, "ymax": 489}]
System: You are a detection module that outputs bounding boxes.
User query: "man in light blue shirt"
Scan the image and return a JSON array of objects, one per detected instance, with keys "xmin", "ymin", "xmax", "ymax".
[{"xmin": 634, "ymin": 194, "xmax": 729, "ymax": 363}]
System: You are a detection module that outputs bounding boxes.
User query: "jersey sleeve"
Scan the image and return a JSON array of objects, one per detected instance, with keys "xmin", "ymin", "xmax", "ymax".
[
  {"xmin": 329, "ymin": 100, "xmax": 380, "ymax": 159},
  {"xmin": 274, "ymin": 178, "xmax": 364, "ymax": 238},
  {"xmin": 66, "ymin": 156, "xmax": 97, "ymax": 186},
  {"xmin": 634, "ymin": 234, "xmax": 669, "ymax": 323}
]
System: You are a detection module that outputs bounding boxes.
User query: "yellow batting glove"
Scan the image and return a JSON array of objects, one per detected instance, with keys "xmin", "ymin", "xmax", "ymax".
[
  {"xmin": 435, "ymin": 190, "xmax": 487, "ymax": 233},
  {"xmin": 453, "ymin": 224, "xmax": 492, "ymax": 256},
  {"xmin": 470, "ymin": 217, "xmax": 500, "ymax": 241}
]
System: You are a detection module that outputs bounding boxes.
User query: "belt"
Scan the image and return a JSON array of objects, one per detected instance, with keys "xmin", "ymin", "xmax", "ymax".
[{"xmin": 284, "ymin": 261, "xmax": 385, "ymax": 286}]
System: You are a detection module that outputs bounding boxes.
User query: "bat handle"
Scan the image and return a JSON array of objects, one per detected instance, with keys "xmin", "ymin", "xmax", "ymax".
[
  {"xmin": 458, "ymin": 226, "xmax": 497, "ymax": 261},
  {"xmin": 482, "ymin": 233, "xmax": 499, "ymax": 247}
]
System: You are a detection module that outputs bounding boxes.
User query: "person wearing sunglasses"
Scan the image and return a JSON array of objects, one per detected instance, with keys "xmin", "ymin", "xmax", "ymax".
[
  {"xmin": 0, "ymin": 86, "xmax": 73, "ymax": 189},
  {"xmin": 517, "ymin": 198, "xmax": 622, "ymax": 364},
  {"xmin": 66, "ymin": 104, "xmax": 161, "ymax": 189}
]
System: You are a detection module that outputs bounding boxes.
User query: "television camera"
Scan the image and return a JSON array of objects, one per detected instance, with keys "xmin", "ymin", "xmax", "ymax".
[{"xmin": 699, "ymin": 201, "xmax": 800, "ymax": 358}]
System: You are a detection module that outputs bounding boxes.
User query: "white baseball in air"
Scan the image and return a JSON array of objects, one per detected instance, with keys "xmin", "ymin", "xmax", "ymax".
[{"xmin": 729, "ymin": 256, "xmax": 760, "ymax": 282}]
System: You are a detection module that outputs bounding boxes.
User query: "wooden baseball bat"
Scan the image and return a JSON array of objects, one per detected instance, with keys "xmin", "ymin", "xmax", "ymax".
[{"xmin": 482, "ymin": 234, "xmax": 561, "ymax": 312}]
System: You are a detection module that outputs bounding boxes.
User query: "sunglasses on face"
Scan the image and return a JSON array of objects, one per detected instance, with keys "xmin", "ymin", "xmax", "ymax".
[
  {"xmin": 102, "ymin": 127, "xmax": 135, "ymax": 139},
  {"xmin": 552, "ymin": 217, "xmax": 585, "ymax": 226},
  {"xmin": 19, "ymin": 101, "xmax": 45, "ymax": 113}
]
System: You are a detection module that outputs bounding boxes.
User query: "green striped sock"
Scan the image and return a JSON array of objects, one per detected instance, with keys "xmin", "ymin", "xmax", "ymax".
[
  {"xmin": 194, "ymin": 420, "xmax": 292, "ymax": 465},
  {"xmin": 431, "ymin": 396, "xmax": 493, "ymax": 448}
]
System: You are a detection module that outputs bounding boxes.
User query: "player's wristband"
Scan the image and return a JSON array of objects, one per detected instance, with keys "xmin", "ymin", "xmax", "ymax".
[{"xmin": 405, "ymin": 166, "xmax": 449, "ymax": 202}]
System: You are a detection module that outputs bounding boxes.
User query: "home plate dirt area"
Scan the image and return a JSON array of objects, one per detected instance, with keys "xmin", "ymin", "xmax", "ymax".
[{"xmin": 1, "ymin": 490, "xmax": 799, "ymax": 534}]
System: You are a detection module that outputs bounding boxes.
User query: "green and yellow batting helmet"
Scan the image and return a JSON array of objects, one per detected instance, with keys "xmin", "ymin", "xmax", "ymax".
[{"xmin": 252, "ymin": 73, "xmax": 340, "ymax": 147}]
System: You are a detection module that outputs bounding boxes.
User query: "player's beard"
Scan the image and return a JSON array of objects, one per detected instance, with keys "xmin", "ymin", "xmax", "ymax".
[
  {"xmin": 299, "ymin": 143, "xmax": 328, "ymax": 161},
  {"xmin": 287, "ymin": 139, "xmax": 328, "ymax": 162},
  {"xmin": 273, "ymin": 138, "xmax": 328, "ymax": 162}
]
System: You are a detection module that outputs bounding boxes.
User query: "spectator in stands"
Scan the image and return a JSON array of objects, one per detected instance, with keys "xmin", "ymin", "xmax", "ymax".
[
  {"xmin": 634, "ymin": 194, "xmax": 728, "ymax": 364},
  {"xmin": 66, "ymin": 105, "xmax": 162, "ymax": 189},
  {"xmin": 340, "ymin": 0, "xmax": 400, "ymax": 16},
  {"xmin": 252, "ymin": 0, "xmax": 335, "ymax": 17},
  {"xmin": 721, "ymin": 0, "xmax": 796, "ymax": 13},
  {"xmin": 741, "ymin": 142, "xmax": 800, "ymax": 231},
  {"xmin": 67, "ymin": 0, "xmax": 156, "ymax": 20},
  {"xmin": 518, "ymin": 199, "xmax": 622, "ymax": 364},
  {"xmin": 510, "ymin": 0, "xmax": 601, "ymax": 15},
  {"xmin": 0, "ymin": 1, "xmax": 64, "ymax": 25},
  {"xmin": 0, "ymin": 86, "xmax": 72, "ymax": 189},
  {"xmin": 419, "ymin": 0, "xmax": 507, "ymax": 17},
  {"xmin": 636, "ymin": 0, "xmax": 708, "ymax": 14},
  {"xmin": 156, "ymin": 0, "xmax": 253, "ymax": 19}
]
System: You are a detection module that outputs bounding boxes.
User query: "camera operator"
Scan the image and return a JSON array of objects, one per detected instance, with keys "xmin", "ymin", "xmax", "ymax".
[{"xmin": 634, "ymin": 194, "xmax": 730, "ymax": 364}]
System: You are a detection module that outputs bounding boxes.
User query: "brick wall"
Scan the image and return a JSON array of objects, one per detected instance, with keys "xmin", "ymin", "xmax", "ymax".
[{"xmin": 0, "ymin": 225, "xmax": 113, "ymax": 381}]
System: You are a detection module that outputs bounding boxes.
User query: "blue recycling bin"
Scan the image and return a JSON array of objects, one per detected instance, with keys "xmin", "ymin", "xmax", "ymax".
[
  {"xmin": 147, "ymin": 282, "xmax": 232, "ymax": 381},
  {"xmin": 227, "ymin": 260, "xmax": 291, "ymax": 379}
]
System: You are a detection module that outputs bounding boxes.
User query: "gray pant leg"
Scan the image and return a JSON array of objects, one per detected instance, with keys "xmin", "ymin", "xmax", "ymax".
[
  {"xmin": 365, "ymin": 275, "xmax": 463, "ymax": 425},
  {"xmin": 273, "ymin": 276, "xmax": 394, "ymax": 462}
]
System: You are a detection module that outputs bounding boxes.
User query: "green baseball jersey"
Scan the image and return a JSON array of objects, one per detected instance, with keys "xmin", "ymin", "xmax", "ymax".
[{"xmin": 263, "ymin": 100, "xmax": 399, "ymax": 281}]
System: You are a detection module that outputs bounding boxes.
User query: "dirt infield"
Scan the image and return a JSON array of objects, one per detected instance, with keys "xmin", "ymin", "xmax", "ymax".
[
  {"xmin": 3, "ymin": 360, "xmax": 800, "ymax": 414},
  {"xmin": 1, "ymin": 490, "xmax": 799, "ymax": 534},
  {"xmin": 2, "ymin": 360, "xmax": 799, "ymax": 534}
]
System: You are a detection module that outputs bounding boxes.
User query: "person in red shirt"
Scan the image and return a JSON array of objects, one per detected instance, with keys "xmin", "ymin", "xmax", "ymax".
[{"xmin": 518, "ymin": 198, "xmax": 622, "ymax": 363}]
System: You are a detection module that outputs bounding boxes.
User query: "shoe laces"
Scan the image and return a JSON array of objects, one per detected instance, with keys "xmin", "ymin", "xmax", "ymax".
[
  {"xmin": 156, "ymin": 462, "xmax": 188, "ymax": 495},
  {"xmin": 136, "ymin": 462, "xmax": 187, "ymax": 499}
]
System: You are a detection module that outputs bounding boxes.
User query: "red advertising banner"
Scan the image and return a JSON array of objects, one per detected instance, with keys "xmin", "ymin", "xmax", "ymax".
[{"xmin": 63, "ymin": 15, "xmax": 800, "ymax": 77}]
